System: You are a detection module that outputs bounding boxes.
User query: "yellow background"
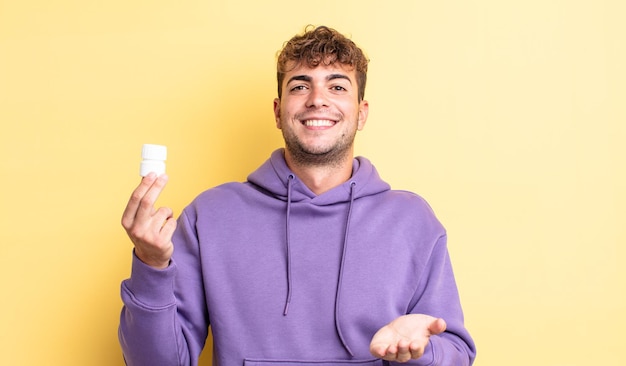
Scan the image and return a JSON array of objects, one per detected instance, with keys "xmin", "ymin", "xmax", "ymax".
[{"xmin": 1, "ymin": 1, "xmax": 624, "ymax": 365}]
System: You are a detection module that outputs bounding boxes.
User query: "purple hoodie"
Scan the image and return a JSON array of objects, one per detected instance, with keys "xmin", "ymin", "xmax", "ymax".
[{"xmin": 119, "ymin": 149, "xmax": 476, "ymax": 366}]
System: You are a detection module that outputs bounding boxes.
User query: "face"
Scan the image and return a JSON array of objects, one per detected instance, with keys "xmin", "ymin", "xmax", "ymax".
[{"xmin": 274, "ymin": 62, "xmax": 369, "ymax": 167}]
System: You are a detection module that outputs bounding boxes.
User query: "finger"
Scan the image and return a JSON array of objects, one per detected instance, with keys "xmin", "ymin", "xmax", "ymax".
[
  {"xmin": 153, "ymin": 206, "xmax": 174, "ymax": 226},
  {"xmin": 369, "ymin": 343, "xmax": 388, "ymax": 358},
  {"xmin": 156, "ymin": 208, "xmax": 177, "ymax": 238},
  {"xmin": 134, "ymin": 174, "xmax": 170, "ymax": 223},
  {"xmin": 160, "ymin": 217, "xmax": 177, "ymax": 239},
  {"xmin": 382, "ymin": 352, "xmax": 397, "ymax": 361},
  {"xmin": 428, "ymin": 318, "xmax": 447, "ymax": 335},
  {"xmin": 409, "ymin": 341, "xmax": 425, "ymax": 359},
  {"xmin": 121, "ymin": 173, "xmax": 159, "ymax": 228},
  {"xmin": 382, "ymin": 344, "xmax": 398, "ymax": 361},
  {"xmin": 371, "ymin": 342, "xmax": 397, "ymax": 360},
  {"xmin": 397, "ymin": 339, "xmax": 410, "ymax": 353},
  {"xmin": 141, "ymin": 206, "xmax": 174, "ymax": 240},
  {"xmin": 396, "ymin": 340, "xmax": 411, "ymax": 362}
]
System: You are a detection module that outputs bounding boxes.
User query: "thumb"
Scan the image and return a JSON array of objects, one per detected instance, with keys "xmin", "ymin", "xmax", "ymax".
[{"xmin": 428, "ymin": 318, "xmax": 447, "ymax": 336}]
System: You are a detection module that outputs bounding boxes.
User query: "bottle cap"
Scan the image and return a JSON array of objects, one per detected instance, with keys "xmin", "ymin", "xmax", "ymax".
[{"xmin": 142, "ymin": 144, "xmax": 167, "ymax": 161}]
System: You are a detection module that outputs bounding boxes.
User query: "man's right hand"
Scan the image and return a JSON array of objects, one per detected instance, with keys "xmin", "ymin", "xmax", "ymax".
[{"xmin": 121, "ymin": 173, "xmax": 176, "ymax": 269}]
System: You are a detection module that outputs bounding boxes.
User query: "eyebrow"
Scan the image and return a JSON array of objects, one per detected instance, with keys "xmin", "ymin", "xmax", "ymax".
[{"xmin": 286, "ymin": 73, "xmax": 353, "ymax": 85}]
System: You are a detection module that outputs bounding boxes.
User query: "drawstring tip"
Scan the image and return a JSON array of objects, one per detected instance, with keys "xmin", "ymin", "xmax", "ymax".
[{"xmin": 283, "ymin": 302, "xmax": 290, "ymax": 316}]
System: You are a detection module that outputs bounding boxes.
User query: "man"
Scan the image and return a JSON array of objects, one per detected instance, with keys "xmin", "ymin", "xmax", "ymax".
[{"xmin": 120, "ymin": 25, "xmax": 476, "ymax": 366}]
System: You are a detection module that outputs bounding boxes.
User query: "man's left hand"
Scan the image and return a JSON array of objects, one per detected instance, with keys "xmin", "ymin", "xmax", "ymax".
[{"xmin": 369, "ymin": 314, "xmax": 446, "ymax": 363}]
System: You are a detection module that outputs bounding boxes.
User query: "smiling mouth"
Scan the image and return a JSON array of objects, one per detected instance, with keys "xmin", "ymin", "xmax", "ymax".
[{"xmin": 303, "ymin": 119, "xmax": 336, "ymax": 127}]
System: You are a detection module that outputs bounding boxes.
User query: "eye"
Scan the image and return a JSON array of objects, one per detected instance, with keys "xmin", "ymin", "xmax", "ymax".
[
  {"xmin": 331, "ymin": 85, "xmax": 347, "ymax": 91},
  {"xmin": 290, "ymin": 85, "xmax": 308, "ymax": 92}
]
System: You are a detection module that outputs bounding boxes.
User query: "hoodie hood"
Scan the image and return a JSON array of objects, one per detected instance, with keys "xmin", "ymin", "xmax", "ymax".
[{"xmin": 247, "ymin": 149, "xmax": 391, "ymax": 204}]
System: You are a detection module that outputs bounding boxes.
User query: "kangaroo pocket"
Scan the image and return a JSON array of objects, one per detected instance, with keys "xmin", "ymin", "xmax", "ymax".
[{"xmin": 244, "ymin": 359, "xmax": 384, "ymax": 366}]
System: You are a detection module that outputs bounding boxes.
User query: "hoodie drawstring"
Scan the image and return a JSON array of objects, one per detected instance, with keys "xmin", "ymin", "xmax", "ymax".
[
  {"xmin": 283, "ymin": 174, "xmax": 295, "ymax": 316},
  {"xmin": 282, "ymin": 177, "xmax": 357, "ymax": 357},
  {"xmin": 334, "ymin": 181, "xmax": 357, "ymax": 357}
]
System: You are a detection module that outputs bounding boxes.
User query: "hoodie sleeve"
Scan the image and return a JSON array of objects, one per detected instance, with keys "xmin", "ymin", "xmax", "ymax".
[
  {"xmin": 118, "ymin": 209, "xmax": 209, "ymax": 366},
  {"xmin": 400, "ymin": 234, "xmax": 477, "ymax": 366}
]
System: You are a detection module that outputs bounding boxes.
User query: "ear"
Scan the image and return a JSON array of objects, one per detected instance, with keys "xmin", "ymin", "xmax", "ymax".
[
  {"xmin": 357, "ymin": 100, "xmax": 369, "ymax": 131},
  {"xmin": 273, "ymin": 98, "xmax": 282, "ymax": 129}
]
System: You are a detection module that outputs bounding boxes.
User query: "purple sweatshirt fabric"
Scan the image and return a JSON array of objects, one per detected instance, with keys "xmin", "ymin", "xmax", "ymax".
[{"xmin": 119, "ymin": 149, "xmax": 476, "ymax": 366}]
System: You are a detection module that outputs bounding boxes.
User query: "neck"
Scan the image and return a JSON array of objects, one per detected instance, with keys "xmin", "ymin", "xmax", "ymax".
[{"xmin": 283, "ymin": 150, "xmax": 354, "ymax": 195}]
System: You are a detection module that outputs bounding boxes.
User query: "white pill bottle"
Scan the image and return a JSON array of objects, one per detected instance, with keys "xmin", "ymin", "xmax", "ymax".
[{"xmin": 139, "ymin": 144, "xmax": 167, "ymax": 177}]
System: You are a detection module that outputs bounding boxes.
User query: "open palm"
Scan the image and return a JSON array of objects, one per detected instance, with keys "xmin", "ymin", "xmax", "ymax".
[{"xmin": 370, "ymin": 314, "xmax": 447, "ymax": 363}]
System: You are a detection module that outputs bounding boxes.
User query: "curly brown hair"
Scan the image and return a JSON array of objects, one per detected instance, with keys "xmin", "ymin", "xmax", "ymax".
[{"xmin": 276, "ymin": 25, "xmax": 369, "ymax": 101}]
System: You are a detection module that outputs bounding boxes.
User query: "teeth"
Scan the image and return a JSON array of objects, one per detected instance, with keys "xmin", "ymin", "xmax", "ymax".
[{"xmin": 304, "ymin": 119, "xmax": 334, "ymax": 127}]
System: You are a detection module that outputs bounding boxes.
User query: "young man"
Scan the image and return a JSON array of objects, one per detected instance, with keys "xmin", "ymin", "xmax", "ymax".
[{"xmin": 119, "ymin": 26, "xmax": 476, "ymax": 366}]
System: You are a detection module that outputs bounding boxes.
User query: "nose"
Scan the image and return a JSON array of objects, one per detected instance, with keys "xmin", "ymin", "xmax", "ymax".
[{"xmin": 306, "ymin": 86, "xmax": 328, "ymax": 108}]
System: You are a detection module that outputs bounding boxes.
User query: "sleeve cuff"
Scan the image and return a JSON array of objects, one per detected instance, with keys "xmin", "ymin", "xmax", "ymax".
[{"xmin": 123, "ymin": 250, "xmax": 177, "ymax": 307}]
